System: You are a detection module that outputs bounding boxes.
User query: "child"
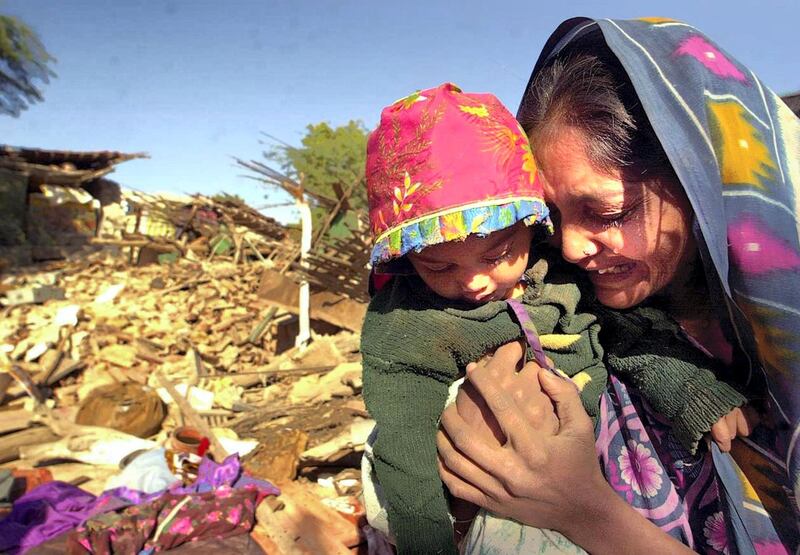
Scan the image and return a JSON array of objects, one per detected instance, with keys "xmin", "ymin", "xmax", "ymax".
[{"xmin": 360, "ymin": 83, "xmax": 749, "ymax": 554}]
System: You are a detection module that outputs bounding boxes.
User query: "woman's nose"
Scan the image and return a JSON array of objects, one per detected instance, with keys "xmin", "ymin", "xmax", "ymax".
[{"xmin": 561, "ymin": 226, "xmax": 599, "ymax": 263}]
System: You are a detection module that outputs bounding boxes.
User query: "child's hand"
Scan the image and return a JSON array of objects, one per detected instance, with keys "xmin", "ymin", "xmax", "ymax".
[{"xmin": 710, "ymin": 406, "xmax": 758, "ymax": 452}]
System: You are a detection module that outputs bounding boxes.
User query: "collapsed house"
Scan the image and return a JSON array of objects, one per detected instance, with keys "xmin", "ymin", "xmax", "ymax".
[
  {"xmin": 0, "ymin": 145, "xmax": 149, "ymax": 266},
  {"xmin": 0, "ymin": 146, "xmax": 382, "ymax": 552}
]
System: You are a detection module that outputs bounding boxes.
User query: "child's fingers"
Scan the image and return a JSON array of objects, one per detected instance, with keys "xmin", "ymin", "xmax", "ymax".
[
  {"xmin": 725, "ymin": 409, "xmax": 738, "ymax": 437},
  {"xmin": 711, "ymin": 420, "xmax": 732, "ymax": 452},
  {"xmin": 734, "ymin": 408, "xmax": 751, "ymax": 437},
  {"xmin": 440, "ymin": 401, "xmax": 516, "ymax": 478},
  {"xmin": 436, "ymin": 423, "xmax": 507, "ymax": 503}
]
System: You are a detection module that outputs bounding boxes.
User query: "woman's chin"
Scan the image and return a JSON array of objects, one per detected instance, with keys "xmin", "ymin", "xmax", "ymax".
[{"xmin": 594, "ymin": 286, "xmax": 648, "ymax": 310}]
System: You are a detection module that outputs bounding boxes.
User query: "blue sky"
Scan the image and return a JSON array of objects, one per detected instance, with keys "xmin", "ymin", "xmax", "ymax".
[{"xmin": 3, "ymin": 1, "xmax": 798, "ymax": 222}]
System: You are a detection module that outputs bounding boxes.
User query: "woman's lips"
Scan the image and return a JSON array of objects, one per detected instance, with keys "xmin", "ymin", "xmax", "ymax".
[{"xmin": 588, "ymin": 262, "xmax": 636, "ymax": 285}]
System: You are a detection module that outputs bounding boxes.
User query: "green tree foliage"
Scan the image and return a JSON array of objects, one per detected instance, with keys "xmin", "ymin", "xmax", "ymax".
[
  {"xmin": 267, "ymin": 121, "xmax": 368, "ymax": 209},
  {"xmin": 0, "ymin": 15, "xmax": 56, "ymax": 117}
]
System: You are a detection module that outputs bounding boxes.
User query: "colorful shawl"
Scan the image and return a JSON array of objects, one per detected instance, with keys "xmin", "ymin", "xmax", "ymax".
[
  {"xmin": 518, "ymin": 16, "xmax": 799, "ymax": 542},
  {"xmin": 365, "ymin": 82, "xmax": 549, "ymax": 268}
]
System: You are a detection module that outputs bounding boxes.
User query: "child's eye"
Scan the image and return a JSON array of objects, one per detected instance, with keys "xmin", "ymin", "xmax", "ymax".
[
  {"xmin": 424, "ymin": 263, "xmax": 454, "ymax": 274},
  {"xmin": 483, "ymin": 245, "xmax": 513, "ymax": 265}
]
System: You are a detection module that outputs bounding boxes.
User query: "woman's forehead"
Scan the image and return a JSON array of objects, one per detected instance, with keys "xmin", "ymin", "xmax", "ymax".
[
  {"xmin": 538, "ymin": 128, "xmax": 624, "ymax": 197},
  {"xmin": 541, "ymin": 160, "xmax": 627, "ymax": 204}
]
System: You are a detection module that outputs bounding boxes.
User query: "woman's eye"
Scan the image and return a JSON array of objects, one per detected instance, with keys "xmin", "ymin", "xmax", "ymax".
[
  {"xmin": 594, "ymin": 203, "xmax": 639, "ymax": 230},
  {"xmin": 600, "ymin": 213, "xmax": 626, "ymax": 229}
]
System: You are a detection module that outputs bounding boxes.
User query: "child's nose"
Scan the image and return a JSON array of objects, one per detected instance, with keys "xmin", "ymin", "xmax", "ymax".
[{"xmin": 461, "ymin": 272, "xmax": 490, "ymax": 292}]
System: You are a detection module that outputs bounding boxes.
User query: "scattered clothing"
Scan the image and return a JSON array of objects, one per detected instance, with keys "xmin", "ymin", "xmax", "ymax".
[
  {"xmin": 104, "ymin": 448, "xmax": 180, "ymax": 495},
  {"xmin": 69, "ymin": 485, "xmax": 262, "ymax": 554},
  {"xmin": 0, "ymin": 454, "xmax": 278, "ymax": 554}
]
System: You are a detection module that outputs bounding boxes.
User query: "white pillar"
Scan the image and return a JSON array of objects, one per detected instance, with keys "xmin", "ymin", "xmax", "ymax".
[{"xmin": 295, "ymin": 197, "xmax": 312, "ymax": 350}]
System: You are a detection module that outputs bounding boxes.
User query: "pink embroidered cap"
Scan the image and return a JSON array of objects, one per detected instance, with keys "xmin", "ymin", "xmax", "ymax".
[{"xmin": 365, "ymin": 82, "xmax": 549, "ymax": 268}]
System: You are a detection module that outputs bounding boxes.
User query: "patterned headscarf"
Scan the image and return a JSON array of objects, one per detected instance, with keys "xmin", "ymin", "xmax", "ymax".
[
  {"xmin": 519, "ymin": 17, "xmax": 800, "ymax": 514},
  {"xmin": 366, "ymin": 82, "xmax": 549, "ymax": 269}
]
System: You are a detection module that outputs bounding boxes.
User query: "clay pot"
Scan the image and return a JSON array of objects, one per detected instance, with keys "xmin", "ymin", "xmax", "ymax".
[{"xmin": 170, "ymin": 426, "xmax": 206, "ymax": 455}]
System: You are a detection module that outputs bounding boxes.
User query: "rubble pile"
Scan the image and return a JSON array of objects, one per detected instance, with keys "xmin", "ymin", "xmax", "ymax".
[
  {"xmin": 0, "ymin": 227, "xmax": 380, "ymax": 554},
  {"xmin": 0, "ymin": 144, "xmax": 387, "ymax": 553}
]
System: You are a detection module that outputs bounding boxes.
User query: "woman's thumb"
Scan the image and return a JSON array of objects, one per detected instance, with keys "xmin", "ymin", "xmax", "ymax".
[{"xmin": 538, "ymin": 368, "xmax": 589, "ymax": 433}]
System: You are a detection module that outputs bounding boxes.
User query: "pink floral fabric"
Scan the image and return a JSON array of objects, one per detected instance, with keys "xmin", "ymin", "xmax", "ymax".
[
  {"xmin": 598, "ymin": 375, "xmax": 788, "ymax": 553},
  {"xmin": 69, "ymin": 485, "xmax": 261, "ymax": 554}
]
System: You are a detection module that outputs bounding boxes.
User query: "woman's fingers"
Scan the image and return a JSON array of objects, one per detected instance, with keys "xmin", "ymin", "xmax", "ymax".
[
  {"xmin": 515, "ymin": 362, "xmax": 559, "ymax": 434},
  {"xmin": 456, "ymin": 379, "xmax": 506, "ymax": 444},
  {"xmin": 537, "ymin": 368, "xmax": 593, "ymax": 437},
  {"xmin": 465, "ymin": 367, "xmax": 530, "ymax": 444},
  {"xmin": 491, "ymin": 340, "xmax": 525, "ymax": 369},
  {"xmin": 468, "ymin": 341, "xmax": 524, "ymax": 385}
]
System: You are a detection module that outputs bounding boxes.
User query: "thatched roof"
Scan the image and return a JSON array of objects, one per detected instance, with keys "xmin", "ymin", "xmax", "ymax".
[{"xmin": 0, "ymin": 145, "xmax": 148, "ymax": 186}]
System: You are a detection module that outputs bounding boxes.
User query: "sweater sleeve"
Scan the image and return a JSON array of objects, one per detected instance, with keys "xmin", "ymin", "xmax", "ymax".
[
  {"xmin": 598, "ymin": 306, "xmax": 747, "ymax": 454},
  {"xmin": 362, "ymin": 351, "xmax": 458, "ymax": 555}
]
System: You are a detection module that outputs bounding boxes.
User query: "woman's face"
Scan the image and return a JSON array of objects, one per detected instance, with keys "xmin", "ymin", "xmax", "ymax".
[{"xmin": 537, "ymin": 127, "xmax": 696, "ymax": 309}]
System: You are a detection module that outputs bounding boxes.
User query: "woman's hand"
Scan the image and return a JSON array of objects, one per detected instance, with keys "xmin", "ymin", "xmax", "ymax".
[
  {"xmin": 437, "ymin": 342, "xmax": 694, "ymax": 554},
  {"xmin": 437, "ymin": 342, "xmax": 605, "ymax": 535}
]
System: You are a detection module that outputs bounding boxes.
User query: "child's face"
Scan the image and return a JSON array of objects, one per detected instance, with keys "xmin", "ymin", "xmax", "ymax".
[{"xmin": 407, "ymin": 222, "xmax": 533, "ymax": 303}]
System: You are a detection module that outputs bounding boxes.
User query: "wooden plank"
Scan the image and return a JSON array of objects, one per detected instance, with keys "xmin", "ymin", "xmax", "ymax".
[
  {"xmin": 279, "ymin": 481, "xmax": 362, "ymax": 549},
  {"xmin": 0, "ymin": 426, "xmax": 59, "ymax": 463},
  {"xmin": 256, "ymin": 270, "xmax": 366, "ymax": 332},
  {"xmin": 243, "ymin": 429, "xmax": 308, "ymax": 484},
  {"xmin": 309, "ymin": 292, "xmax": 366, "ymax": 333},
  {"xmin": 0, "ymin": 409, "xmax": 33, "ymax": 435},
  {"xmin": 260, "ymin": 481, "xmax": 354, "ymax": 554}
]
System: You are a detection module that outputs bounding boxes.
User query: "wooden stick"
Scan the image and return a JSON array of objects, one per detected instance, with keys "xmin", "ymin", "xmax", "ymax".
[{"xmin": 247, "ymin": 306, "xmax": 278, "ymax": 345}]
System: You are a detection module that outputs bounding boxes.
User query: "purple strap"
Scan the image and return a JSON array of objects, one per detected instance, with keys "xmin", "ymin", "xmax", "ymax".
[{"xmin": 506, "ymin": 298, "xmax": 559, "ymax": 374}]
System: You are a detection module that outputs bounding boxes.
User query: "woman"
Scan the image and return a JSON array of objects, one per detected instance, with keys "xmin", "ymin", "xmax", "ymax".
[{"xmin": 438, "ymin": 17, "xmax": 799, "ymax": 553}]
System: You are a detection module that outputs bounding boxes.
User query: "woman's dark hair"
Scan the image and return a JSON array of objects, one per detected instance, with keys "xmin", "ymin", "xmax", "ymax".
[{"xmin": 518, "ymin": 35, "xmax": 676, "ymax": 183}]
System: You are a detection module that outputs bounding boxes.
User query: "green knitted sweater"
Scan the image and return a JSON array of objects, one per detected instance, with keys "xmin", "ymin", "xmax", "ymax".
[{"xmin": 361, "ymin": 250, "xmax": 746, "ymax": 554}]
